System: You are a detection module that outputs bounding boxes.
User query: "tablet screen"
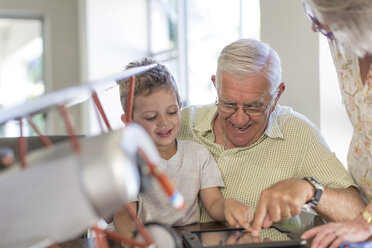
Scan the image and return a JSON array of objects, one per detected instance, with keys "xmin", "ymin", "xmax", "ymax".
[
  {"xmin": 198, "ymin": 229, "xmax": 271, "ymax": 246},
  {"xmin": 182, "ymin": 228, "xmax": 306, "ymax": 248}
]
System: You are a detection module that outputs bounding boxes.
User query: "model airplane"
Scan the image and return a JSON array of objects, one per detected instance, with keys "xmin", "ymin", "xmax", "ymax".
[{"xmin": 0, "ymin": 64, "xmax": 184, "ymax": 248}]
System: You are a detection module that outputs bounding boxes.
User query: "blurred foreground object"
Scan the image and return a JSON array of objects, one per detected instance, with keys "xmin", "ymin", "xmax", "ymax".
[
  {"xmin": 0, "ymin": 147, "xmax": 15, "ymax": 170},
  {"xmin": 0, "ymin": 63, "xmax": 183, "ymax": 248},
  {"xmin": 0, "ymin": 124, "xmax": 158, "ymax": 248}
]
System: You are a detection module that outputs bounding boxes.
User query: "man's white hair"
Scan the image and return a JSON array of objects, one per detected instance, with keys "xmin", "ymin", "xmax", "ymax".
[
  {"xmin": 305, "ymin": 0, "xmax": 372, "ymax": 57},
  {"xmin": 216, "ymin": 39, "xmax": 281, "ymax": 94}
]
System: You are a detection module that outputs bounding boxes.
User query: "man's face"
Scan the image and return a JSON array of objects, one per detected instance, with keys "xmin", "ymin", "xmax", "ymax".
[{"xmin": 215, "ymin": 72, "xmax": 275, "ymax": 148}]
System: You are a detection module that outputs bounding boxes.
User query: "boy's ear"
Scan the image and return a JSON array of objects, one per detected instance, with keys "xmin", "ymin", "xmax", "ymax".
[{"xmin": 121, "ymin": 114, "xmax": 127, "ymax": 124}]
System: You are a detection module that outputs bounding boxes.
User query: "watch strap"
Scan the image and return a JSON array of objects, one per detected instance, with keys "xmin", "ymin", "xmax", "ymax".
[{"xmin": 303, "ymin": 177, "xmax": 324, "ymax": 208}]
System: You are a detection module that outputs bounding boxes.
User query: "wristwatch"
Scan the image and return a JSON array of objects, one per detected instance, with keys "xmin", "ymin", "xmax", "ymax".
[
  {"xmin": 361, "ymin": 209, "xmax": 372, "ymax": 224},
  {"xmin": 303, "ymin": 177, "xmax": 324, "ymax": 208}
]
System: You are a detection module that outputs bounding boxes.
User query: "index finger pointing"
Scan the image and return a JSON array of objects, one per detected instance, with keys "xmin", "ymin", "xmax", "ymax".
[{"xmin": 249, "ymin": 201, "xmax": 267, "ymax": 236}]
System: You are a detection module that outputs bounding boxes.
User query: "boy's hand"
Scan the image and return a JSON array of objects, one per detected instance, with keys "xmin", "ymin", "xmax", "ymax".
[{"xmin": 224, "ymin": 199, "xmax": 254, "ymax": 230}]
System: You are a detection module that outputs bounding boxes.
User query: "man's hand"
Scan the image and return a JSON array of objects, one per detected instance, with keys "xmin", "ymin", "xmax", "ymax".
[
  {"xmin": 224, "ymin": 198, "xmax": 254, "ymax": 230},
  {"xmin": 249, "ymin": 178, "xmax": 314, "ymax": 236}
]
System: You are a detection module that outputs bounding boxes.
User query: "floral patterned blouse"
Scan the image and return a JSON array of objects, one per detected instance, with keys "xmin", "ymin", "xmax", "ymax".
[{"xmin": 329, "ymin": 40, "xmax": 372, "ymax": 201}]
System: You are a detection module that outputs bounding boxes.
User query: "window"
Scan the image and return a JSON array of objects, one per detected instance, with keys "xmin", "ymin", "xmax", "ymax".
[
  {"xmin": 148, "ymin": 0, "xmax": 260, "ymax": 106},
  {"xmin": 0, "ymin": 17, "xmax": 44, "ymax": 137},
  {"xmin": 86, "ymin": 0, "xmax": 260, "ymax": 134},
  {"xmin": 187, "ymin": 0, "xmax": 260, "ymax": 105}
]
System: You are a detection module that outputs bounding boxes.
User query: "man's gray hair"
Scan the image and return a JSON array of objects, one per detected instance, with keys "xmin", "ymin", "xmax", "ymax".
[
  {"xmin": 216, "ymin": 39, "xmax": 281, "ymax": 94},
  {"xmin": 305, "ymin": 0, "xmax": 372, "ymax": 57}
]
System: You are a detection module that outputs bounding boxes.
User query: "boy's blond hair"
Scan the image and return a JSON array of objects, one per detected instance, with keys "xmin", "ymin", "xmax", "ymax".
[{"xmin": 118, "ymin": 57, "xmax": 181, "ymax": 113}]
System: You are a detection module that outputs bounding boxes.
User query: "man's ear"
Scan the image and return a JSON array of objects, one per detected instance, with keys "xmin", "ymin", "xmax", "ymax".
[
  {"xmin": 269, "ymin": 82, "xmax": 286, "ymax": 112},
  {"xmin": 277, "ymin": 81, "xmax": 286, "ymax": 98},
  {"xmin": 121, "ymin": 114, "xmax": 127, "ymax": 124},
  {"xmin": 211, "ymin": 75, "xmax": 216, "ymax": 88},
  {"xmin": 272, "ymin": 82, "xmax": 286, "ymax": 107}
]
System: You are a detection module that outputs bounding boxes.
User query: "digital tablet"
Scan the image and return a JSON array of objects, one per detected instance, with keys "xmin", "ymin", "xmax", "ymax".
[{"xmin": 182, "ymin": 227, "xmax": 306, "ymax": 248}]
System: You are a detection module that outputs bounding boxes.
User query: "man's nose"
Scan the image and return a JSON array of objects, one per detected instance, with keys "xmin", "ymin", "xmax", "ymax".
[{"xmin": 230, "ymin": 107, "xmax": 250, "ymax": 125}]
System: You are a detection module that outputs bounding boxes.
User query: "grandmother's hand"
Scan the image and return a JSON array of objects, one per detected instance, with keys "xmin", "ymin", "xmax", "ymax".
[{"xmin": 301, "ymin": 214, "xmax": 372, "ymax": 248}]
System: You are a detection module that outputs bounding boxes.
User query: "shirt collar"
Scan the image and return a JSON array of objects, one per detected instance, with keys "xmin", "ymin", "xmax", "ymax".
[
  {"xmin": 194, "ymin": 104, "xmax": 217, "ymax": 133},
  {"xmin": 265, "ymin": 105, "xmax": 284, "ymax": 139}
]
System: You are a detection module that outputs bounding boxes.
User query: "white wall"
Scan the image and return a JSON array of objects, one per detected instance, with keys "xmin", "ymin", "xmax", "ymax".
[
  {"xmin": 261, "ymin": 0, "xmax": 320, "ymax": 127},
  {"xmin": 261, "ymin": 0, "xmax": 352, "ymax": 166}
]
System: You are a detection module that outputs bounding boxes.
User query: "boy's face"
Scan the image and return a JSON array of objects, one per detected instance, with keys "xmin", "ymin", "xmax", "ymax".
[{"xmin": 132, "ymin": 88, "xmax": 181, "ymax": 152}]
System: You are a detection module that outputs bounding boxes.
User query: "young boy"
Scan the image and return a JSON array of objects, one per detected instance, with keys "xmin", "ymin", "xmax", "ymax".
[{"xmin": 114, "ymin": 57, "xmax": 253, "ymax": 236}]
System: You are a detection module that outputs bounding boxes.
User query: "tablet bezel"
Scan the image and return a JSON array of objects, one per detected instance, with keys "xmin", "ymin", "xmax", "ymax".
[{"xmin": 181, "ymin": 227, "xmax": 307, "ymax": 248}]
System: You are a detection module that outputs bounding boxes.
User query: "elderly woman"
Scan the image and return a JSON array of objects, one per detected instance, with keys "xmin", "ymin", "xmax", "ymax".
[{"xmin": 301, "ymin": 0, "xmax": 372, "ymax": 247}]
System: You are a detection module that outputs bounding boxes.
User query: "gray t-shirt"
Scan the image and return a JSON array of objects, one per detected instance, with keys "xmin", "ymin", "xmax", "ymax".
[{"xmin": 137, "ymin": 139, "xmax": 224, "ymax": 226}]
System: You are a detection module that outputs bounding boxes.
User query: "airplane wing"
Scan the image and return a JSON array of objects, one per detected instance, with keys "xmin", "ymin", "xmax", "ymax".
[{"xmin": 0, "ymin": 64, "xmax": 156, "ymax": 125}]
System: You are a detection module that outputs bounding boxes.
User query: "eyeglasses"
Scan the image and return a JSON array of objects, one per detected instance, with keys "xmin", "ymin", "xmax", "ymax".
[
  {"xmin": 303, "ymin": 1, "xmax": 334, "ymax": 40},
  {"xmin": 215, "ymin": 94, "xmax": 277, "ymax": 117}
]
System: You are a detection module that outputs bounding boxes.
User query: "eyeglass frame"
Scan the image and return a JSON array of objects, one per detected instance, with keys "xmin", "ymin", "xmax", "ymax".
[
  {"xmin": 302, "ymin": 1, "xmax": 334, "ymax": 40},
  {"xmin": 215, "ymin": 88, "xmax": 279, "ymax": 118}
]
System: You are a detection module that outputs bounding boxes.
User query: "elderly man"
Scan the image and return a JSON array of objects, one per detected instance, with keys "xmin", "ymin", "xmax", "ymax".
[{"xmin": 178, "ymin": 38, "xmax": 365, "ymax": 236}]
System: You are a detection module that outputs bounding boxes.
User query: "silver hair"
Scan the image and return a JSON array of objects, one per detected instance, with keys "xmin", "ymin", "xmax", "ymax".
[
  {"xmin": 216, "ymin": 39, "xmax": 281, "ymax": 94},
  {"xmin": 304, "ymin": 0, "xmax": 372, "ymax": 57}
]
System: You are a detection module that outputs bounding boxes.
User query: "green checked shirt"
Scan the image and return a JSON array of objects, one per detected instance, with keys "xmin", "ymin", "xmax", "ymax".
[{"xmin": 178, "ymin": 104, "xmax": 357, "ymax": 223}]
